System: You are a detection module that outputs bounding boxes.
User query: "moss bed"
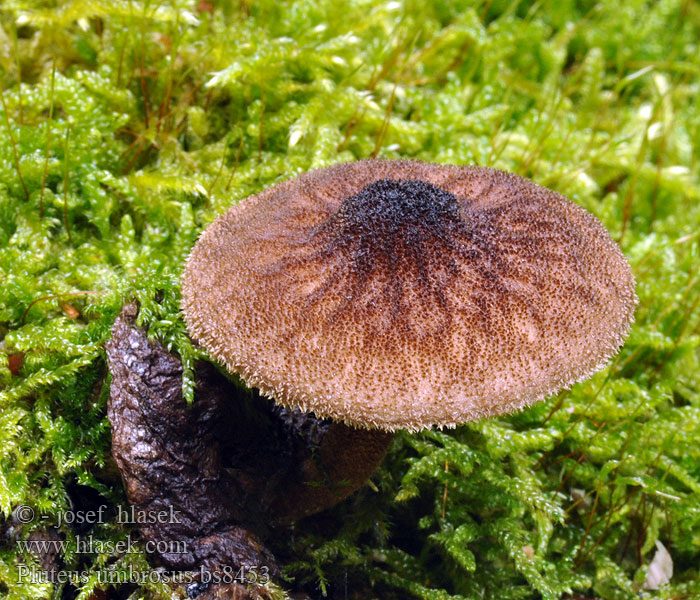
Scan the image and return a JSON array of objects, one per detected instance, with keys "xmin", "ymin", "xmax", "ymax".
[{"xmin": 1, "ymin": 0, "xmax": 700, "ymax": 598}]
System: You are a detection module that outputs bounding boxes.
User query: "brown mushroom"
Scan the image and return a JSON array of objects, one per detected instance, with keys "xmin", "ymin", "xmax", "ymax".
[{"xmin": 181, "ymin": 159, "xmax": 637, "ymax": 435}]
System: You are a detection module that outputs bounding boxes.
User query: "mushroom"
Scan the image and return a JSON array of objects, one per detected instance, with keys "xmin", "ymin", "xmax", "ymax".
[
  {"xmin": 179, "ymin": 159, "xmax": 637, "ymax": 525},
  {"xmin": 182, "ymin": 159, "xmax": 637, "ymax": 437}
]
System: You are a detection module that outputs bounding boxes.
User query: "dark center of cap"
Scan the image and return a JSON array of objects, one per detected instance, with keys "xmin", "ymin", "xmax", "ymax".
[
  {"xmin": 337, "ymin": 179, "xmax": 461, "ymax": 236},
  {"xmin": 312, "ymin": 179, "xmax": 467, "ymax": 325}
]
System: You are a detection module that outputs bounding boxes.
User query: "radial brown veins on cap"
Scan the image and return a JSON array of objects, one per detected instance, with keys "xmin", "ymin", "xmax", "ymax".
[
  {"xmin": 296, "ymin": 180, "xmax": 466, "ymax": 325},
  {"xmin": 270, "ymin": 178, "xmax": 592, "ymax": 340}
]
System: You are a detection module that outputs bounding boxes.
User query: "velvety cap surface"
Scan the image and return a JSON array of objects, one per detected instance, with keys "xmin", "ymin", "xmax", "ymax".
[{"xmin": 181, "ymin": 159, "xmax": 637, "ymax": 431}]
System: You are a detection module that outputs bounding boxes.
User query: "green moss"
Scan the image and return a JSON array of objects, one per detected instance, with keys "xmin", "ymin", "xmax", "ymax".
[{"xmin": 1, "ymin": 0, "xmax": 699, "ymax": 598}]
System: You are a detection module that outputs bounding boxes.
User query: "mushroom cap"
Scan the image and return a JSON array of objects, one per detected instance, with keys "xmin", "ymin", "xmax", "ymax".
[{"xmin": 181, "ymin": 159, "xmax": 637, "ymax": 431}]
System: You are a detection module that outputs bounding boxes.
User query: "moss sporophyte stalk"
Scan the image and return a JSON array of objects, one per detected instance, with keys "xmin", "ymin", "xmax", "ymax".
[{"xmin": 1, "ymin": 1, "xmax": 700, "ymax": 599}]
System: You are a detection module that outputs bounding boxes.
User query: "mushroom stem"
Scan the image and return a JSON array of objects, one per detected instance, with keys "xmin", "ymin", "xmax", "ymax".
[{"xmin": 269, "ymin": 423, "xmax": 393, "ymax": 522}]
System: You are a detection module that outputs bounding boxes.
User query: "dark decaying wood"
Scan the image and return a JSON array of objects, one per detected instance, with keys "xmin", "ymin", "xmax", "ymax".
[{"xmin": 105, "ymin": 303, "xmax": 392, "ymax": 596}]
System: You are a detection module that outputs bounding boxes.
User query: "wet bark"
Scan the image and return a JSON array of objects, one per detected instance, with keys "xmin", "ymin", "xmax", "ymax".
[
  {"xmin": 105, "ymin": 303, "xmax": 392, "ymax": 595},
  {"xmin": 105, "ymin": 303, "xmax": 277, "ymax": 577}
]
